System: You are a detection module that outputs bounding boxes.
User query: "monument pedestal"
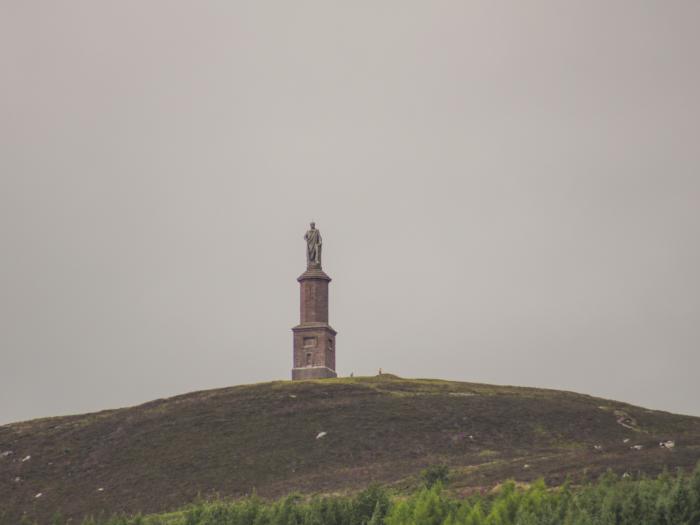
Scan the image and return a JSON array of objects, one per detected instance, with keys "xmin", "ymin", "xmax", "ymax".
[{"xmin": 291, "ymin": 265, "xmax": 337, "ymax": 380}]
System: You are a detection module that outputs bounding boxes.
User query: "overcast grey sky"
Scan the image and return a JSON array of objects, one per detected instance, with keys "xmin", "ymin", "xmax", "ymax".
[{"xmin": 1, "ymin": 2, "xmax": 699, "ymax": 425}]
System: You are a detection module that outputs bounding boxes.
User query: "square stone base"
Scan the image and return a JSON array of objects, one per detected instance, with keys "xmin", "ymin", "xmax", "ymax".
[{"xmin": 291, "ymin": 366, "xmax": 338, "ymax": 380}]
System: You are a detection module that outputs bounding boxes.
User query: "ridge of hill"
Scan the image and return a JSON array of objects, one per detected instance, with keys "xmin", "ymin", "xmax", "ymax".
[{"xmin": 2, "ymin": 375, "xmax": 700, "ymax": 523}]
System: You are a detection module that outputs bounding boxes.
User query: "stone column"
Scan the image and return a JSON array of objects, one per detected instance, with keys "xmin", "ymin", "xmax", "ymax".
[{"xmin": 292, "ymin": 268, "xmax": 337, "ymax": 380}]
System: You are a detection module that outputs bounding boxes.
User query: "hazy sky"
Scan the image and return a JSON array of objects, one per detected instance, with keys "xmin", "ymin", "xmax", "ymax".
[{"xmin": 1, "ymin": 2, "xmax": 699, "ymax": 425}]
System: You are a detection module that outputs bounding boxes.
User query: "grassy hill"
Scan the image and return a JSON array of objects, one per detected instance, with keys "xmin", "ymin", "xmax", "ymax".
[{"xmin": 2, "ymin": 375, "xmax": 699, "ymax": 523}]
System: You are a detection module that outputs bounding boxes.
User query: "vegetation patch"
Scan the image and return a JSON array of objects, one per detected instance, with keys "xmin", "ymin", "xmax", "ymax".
[{"xmin": 22, "ymin": 465, "xmax": 700, "ymax": 525}]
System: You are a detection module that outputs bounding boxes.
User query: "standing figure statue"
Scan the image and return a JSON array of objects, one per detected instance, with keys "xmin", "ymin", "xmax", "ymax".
[{"xmin": 304, "ymin": 222, "xmax": 322, "ymax": 268}]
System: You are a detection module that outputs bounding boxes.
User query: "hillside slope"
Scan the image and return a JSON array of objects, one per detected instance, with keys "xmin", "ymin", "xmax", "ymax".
[{"xmin": 2, "ymin": 375, "xmax": 700, "ymax": 523}]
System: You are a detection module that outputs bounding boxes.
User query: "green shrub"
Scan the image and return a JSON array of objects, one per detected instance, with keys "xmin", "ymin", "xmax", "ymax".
[
  {"xmin": 78, "ymin": 462, "xmax": 700, "ymax": 525},
  {"xmin": 420, "ymin": 464, "xmax": 450, "ymax": 488}
]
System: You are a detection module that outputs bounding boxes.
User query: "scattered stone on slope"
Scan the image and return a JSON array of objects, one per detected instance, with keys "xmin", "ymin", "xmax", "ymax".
[{"xmin": 614, "ymin": 410, "xmax": 639, "ymax": 431}]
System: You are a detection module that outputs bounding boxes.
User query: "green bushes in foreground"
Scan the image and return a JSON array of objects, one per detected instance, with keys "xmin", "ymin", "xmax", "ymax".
[{"xmin": 74, "ymin": 463, "xmax": 700, "ymax": 525}]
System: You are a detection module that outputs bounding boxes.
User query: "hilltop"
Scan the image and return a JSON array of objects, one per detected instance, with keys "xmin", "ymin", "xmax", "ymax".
[{"xmin": 2, "ymin": 375, "xmax": 700, "ymax": 523}]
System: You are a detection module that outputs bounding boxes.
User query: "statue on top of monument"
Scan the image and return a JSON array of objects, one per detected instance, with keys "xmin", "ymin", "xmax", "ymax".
[{"xmin": 304, "ymin": 222, "xmax": 322, "ymax": 268}]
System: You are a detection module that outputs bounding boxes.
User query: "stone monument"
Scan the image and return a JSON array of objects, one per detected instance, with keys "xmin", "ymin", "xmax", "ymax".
[{"xmin": 292, "ymin": 222, "xmax": 337, "ymax": 380}]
